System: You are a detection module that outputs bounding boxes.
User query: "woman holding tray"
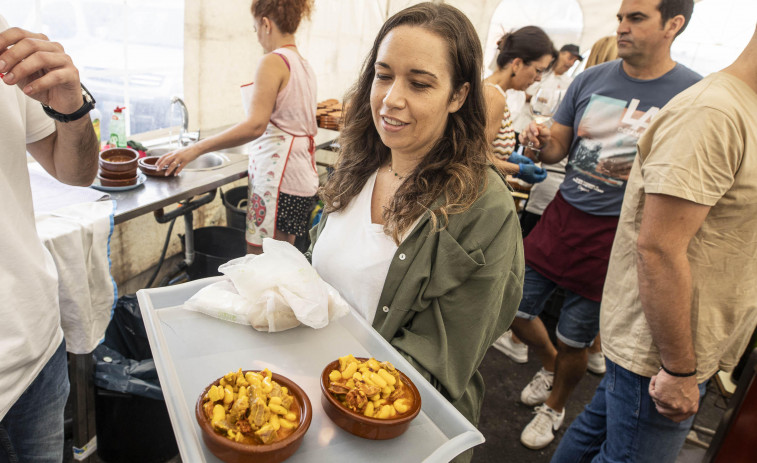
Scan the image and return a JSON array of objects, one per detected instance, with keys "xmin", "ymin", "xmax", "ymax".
[{"xmin": 309, "ymin": 2, "xmax": 524, "ymax": 454}]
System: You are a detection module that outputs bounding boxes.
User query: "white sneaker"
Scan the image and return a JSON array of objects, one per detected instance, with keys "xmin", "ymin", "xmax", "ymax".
[
  {"xmin": 520, "ymin": 404, "xmax": 565, "ymax": 449},
  {"xmin": 520, "ymin": 367, "xmax": 554, "ymax": 406},
  {"xmin": 492, "ymin": 330, "xmax": 528, "ymax": 363},
  {"xmin": 587, "ymin": 351, "xmax": 606, "ymax": 375}
]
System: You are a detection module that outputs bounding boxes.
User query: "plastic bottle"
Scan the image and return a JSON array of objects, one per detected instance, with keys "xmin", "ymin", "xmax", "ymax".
[
  {"xmin": 109, "ymin": 106, "xmax": 127, "ymax": 148},
  {"xmin": 90, "ymin": 107, "xmax": 102, "ymax": 146}
]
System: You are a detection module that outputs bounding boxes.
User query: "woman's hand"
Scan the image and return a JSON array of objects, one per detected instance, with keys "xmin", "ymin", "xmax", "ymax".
[
  {"xmin": 519, "ymin": 121, "xmax": 552, "ymax": 158},
  {"xmin": 506, "ymin": 151, "xmax": 532, "ymax": 165},
  {"xmin": 515, "ymin": 163, "xmax": 547, "ymax": 184},
  {"xmin": 155, "ymin": 145, "xmax": 202, "ymax": 176}
]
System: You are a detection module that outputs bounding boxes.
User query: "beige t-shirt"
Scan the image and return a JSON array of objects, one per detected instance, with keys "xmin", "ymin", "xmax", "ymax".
[{"xmin": 601, "ymin": 72, "xmax": 757, "ymax": 383}]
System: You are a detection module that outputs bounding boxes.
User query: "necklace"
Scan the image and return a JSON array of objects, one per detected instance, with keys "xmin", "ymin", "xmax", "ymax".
[{"xmin": 387, "ymin": 163, "xmax": 407, "ymax": 179}]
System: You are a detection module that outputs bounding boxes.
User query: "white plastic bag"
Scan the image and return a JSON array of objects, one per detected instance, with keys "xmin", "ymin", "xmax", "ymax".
[
  {"xmin": 183, "ymin": 239, "xmax": 349, "ymax": 332},
  {"xmin": 183, "ymin": 279, "xmax": 254, "ymax": 325}
]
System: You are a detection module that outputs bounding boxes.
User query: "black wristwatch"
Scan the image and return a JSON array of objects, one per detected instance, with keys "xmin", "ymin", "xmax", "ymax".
[{"xmin": 41, "ymin": 83, "xmax": 96, "ymax": 123}]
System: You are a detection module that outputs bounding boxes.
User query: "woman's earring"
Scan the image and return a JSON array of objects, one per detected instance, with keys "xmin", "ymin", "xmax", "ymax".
[{"xmin": 511, "ymin": 72, "xmax": 516, "ymax": 78}]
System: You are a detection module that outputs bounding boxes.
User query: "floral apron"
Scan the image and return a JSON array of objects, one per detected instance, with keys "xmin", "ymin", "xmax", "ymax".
[{"xmin": 245, "ymin": 123, "xmax": 314, "ymax": 247}]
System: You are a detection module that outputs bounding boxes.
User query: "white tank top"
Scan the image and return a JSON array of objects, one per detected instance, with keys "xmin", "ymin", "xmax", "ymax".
[
  {"xmin": 311, "ymin": 171, "xmax": 397, "ymax": 325},
  {"xmin": 485, "ymin": 83, "xmax": 516, "ymax": 159}
]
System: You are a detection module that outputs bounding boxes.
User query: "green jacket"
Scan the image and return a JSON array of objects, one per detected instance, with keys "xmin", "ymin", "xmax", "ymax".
[{"xmin": 309, "ymin": 167, "xmax": 524, "ymax": 425}]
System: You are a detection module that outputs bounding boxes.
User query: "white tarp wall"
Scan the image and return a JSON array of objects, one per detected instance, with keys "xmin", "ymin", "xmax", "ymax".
[
  {"xmin": 296, "ymin": 0, "xmax": 622, "ymax": 105},
  {"xmin": 185, "ymin": 0, "xmax": 751, "ymax": 133},
  {"xmin": 297, "ymin": 0, "xmax": 623, "ymax": 101},
  {"xmin": 185, "ymin": 0, "xmax": 622, "ymax": 131}
]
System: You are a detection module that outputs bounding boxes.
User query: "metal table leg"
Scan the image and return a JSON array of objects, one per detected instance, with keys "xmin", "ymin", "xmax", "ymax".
[{"xmin": 68, "ymin": 353, "xmax": 97, "ymax": 462}]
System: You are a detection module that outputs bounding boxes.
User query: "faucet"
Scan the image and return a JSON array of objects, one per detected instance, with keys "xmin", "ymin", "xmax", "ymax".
[{"xmin": 170, "ymin": 96, "xmax": 198, "ymax": 146}]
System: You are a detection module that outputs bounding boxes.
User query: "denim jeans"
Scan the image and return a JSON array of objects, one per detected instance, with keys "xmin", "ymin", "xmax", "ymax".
[
  {"xmin": 515, "ymin": 265, "xmax": 601, "ymax": 348},
  {"xmin": 551, "ymin": 358, "xmax": 707, "ymax": 463},
  {"xmin": 0, "ymin": 340, "xmax": 69, "ymax": 463}
]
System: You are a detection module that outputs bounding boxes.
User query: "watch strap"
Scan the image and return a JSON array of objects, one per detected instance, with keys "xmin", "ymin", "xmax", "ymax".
[{"xmin": 42, "ymin": 83, "xmax": 96, "ymax": 123}]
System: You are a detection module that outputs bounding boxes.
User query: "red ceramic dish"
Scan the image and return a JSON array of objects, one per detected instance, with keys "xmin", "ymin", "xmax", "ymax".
[
  {"xmin": 99, "ymin": 148, "xmax": 139, "ymax": 172},
  {"xmin": 97, "ymin": 173, "xmax": 137, "ymax": 187},
  {"xmin": 320, "ymin": 358, "xmax": 421, "ymax": 440},
  {"xmin": 195, "ymin": 371, "xmax": 312, "ymax": 463}
]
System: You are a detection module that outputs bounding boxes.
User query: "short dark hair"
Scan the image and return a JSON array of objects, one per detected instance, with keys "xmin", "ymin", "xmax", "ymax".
[
  {"xmin": 496, "ymin": 26, "xmax": 557, "ymax": 69},
  {"xmin": 657, "ymin": 0, "xmax": 694, "ymax": 36}
]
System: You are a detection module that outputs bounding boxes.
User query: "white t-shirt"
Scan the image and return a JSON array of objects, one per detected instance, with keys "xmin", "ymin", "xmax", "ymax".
[
  {"xmin": 311, "ymin": 171, "xmax": 397, "ymax": 325},
  {"xmin": 0, "ymin": 15, "xmax": 62, "ymax": 420},
  {"xmin": 526, "ymin": 70, "xmax": 574, "ymax": 96},
  {"xmin": 513, "ymin": 71, "xmax": 575, "ymax": 133},
  {"xmin": 505, "ymin": 89, "xmax": 526, "ymax": 120}
]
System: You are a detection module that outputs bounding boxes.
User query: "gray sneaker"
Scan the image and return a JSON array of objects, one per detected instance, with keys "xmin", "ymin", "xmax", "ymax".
[
  {"xmin": 520, "ymin": 404, "xmax": 565, "ymax": 449},
  {"xmin": 492, "ymin": 330, "xmax": 528, "ymax": 363},
  {"xmin": 520, "ymin": 367, "xmax": 554, "ymax": 406}
]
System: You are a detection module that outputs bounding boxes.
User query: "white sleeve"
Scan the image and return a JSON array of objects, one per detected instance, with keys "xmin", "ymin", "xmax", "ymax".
[
  {"xmin": 0, "ymin": 15, "xmax": 56, "ymax": 144},
  {"xmin": 24, "ymin": 93, "xmax": 56, "ymax": 144}
]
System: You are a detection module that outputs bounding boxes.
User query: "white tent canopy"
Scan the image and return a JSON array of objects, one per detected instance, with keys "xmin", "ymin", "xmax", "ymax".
[
  {"xmin": 382, "ymin": 0, "xmax": 621, "ymax": 50},
  {"xmin": 189, "ymin": 0, "xmax": 752, "ymax": 132},
  {"xmin": 292, "ymin": 0, "xmax": 621, "ymax": 103}
]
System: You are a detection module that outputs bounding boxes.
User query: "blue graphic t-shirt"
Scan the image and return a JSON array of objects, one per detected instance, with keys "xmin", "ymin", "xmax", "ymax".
[{"xmin": 553, "ymin": 59, "xmax": 701, "ymax": 216}]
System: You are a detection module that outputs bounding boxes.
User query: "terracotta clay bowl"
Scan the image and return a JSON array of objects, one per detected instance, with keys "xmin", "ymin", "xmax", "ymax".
[
  {"xmin": 320, "ymin": 358, "xmax": 421, "ymax": 440},
  {"xmin": 138, "ymin": 156, "xmax": 168, "ymax": 177},
  {"xmin": 99, "ymin": 148, "xmax": 139, "ymax": 172},
  {"xmin": 97, "ymin": 173, "xmax": 137, "ymax": 187},
  {"xmin": 195, "ymin": 371, "xmax": 312, "ymax": 463},
  {"xmin": 99, "ymin": 165, "xmax": 137, "ymax": 180}
]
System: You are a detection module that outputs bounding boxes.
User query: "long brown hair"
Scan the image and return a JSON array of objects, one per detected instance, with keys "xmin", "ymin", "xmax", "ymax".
[{"xmin": 320, "ymin": 2, "xmax": 489, "ymax": 243}]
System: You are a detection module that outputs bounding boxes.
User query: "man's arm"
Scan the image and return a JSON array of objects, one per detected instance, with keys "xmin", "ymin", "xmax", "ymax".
[
  {"xmin": 519, "ymin": 120, "xmax": 573, "ymax": 165},
  {"xmin": 27, "ymin": 119, "xmax": 98, "ymax": 187},
  {"xmin": 637, "ymin": 193, "xmax": 710, "ymax": 422},
  {"xmin": 1, "ymin": 27, "xmax": 98, "ymax": 186}
]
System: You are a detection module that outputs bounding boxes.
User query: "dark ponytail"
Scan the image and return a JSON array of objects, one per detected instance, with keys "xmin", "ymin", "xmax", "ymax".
[{"xmin": 496, "ymin": 26, "xmax": 556, "ymax": 69}]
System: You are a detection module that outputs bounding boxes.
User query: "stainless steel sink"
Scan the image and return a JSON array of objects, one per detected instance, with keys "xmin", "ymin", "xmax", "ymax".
[
  {"xmin": 183, "ymin": 153, "xmax": 228, "ymax": 170},
  {"xmin": 144, "ymin": 147, "xmax": 231, "ymax": 171}
]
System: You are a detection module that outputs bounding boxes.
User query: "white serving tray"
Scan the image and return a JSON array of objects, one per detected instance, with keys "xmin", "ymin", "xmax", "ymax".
[{"xmin": 137, "ymin": 277, "xmax": 484, "ymax": 462}]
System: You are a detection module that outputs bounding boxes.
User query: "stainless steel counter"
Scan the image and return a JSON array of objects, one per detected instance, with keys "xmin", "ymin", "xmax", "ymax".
[
  {"xmin": 110, "ymin": 128, "xmax": 340, "ymax": 224},
  {"xmin": 110, "ymin": 152, "xmax": 249, "ymax": 224}
]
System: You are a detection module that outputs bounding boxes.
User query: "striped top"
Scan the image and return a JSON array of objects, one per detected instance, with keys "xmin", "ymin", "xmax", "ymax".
[{"xmin": 486, "ymin": 83, "xmax": 516, "ymax": 159}]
